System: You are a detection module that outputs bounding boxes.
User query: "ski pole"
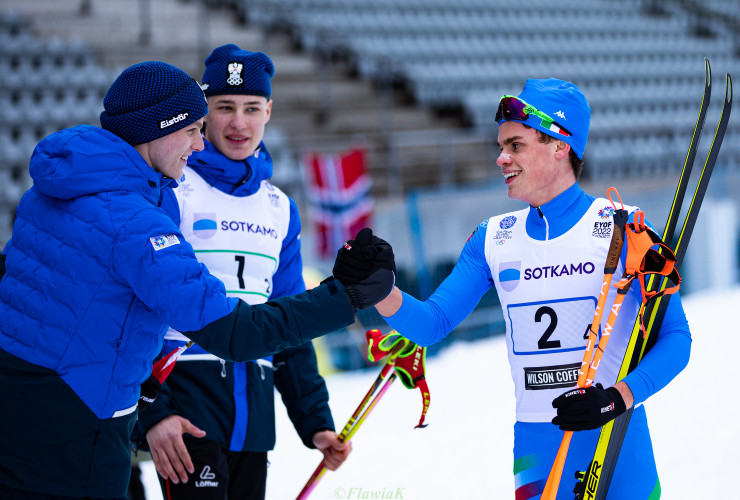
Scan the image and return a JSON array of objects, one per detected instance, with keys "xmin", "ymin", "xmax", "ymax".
[
  {"xmin": 541, "ymin": 188, "xmax": 629, "ymax": 500},
  {"xmin": 295, "ymin": 337, "xmax": 405, "ymax": 500},
  {"xmin": 344, "ymin": 371, "xmax": 397, "ymax": 442}
]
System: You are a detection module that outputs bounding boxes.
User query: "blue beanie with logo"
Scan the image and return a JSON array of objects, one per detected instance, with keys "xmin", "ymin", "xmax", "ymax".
[
  {"xmin": 100, "ymin": 61, "xmax": 208, "ymax": 146},
  {"xmin": 502, "ymin": 78, "xmax": 591, "ymax": 159},
  {"xmin": 200, "ymin": 44, "xmax": 274, "ymax": 99}
]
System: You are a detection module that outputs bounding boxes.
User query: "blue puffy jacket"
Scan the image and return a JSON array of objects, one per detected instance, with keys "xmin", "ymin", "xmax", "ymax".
[
  {"xmin": 0, "ymin": 126, "xmax": 355, "ymax": 497},
  {"xmin": 0, "ymin": 125, "xmax": 238, "ymax": 420}
]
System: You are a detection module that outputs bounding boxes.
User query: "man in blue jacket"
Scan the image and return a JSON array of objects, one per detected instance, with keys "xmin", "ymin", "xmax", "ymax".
[
  {"xmin": 139, "ymin": 45, "xmax": 350, "ymax": 499},
  {"xmin": 338, "ymin": 79, "xmax": 691, "ymax": 499},
  {"xmin": 0, "ymin": 61, "xmax": 394, "ymax": 500}
]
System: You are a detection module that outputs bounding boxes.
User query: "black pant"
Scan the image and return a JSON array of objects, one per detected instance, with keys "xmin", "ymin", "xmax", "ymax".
[
  {"xmin": 159, "ymin": 436, "xmax": 267, "ymax": 500},
  {"xmin": 0, "ymin": 483, "xmax": 124, "ymax": 500}
]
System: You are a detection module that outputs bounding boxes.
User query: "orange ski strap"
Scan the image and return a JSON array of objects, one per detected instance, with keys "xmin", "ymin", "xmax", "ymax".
[{"xmin": 614, "ymin": 211, "xmax": 681, "ymax": 336}]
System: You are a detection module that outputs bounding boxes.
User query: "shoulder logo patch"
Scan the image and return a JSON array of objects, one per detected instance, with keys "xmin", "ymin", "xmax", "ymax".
[{"xmin": 150, "ymin": 234, "xmax": 180, "ymax": 251}]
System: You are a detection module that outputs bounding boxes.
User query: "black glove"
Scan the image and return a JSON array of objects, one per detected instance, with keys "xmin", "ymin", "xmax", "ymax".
[
  {"xmin": 551, "ymin": 383, "xmax": 626, "ymax": 431},
  {"xmin": 332, "ymin": 227, "xmax": 395, "ymax": 309},
  {"xmin": 137, "ymin": 374, "xmax": 161, "ymax": 412}
]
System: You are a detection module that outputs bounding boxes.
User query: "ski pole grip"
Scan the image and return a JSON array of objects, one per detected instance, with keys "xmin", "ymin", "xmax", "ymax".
[{"xmin": 604, "ymin": 208, "xmax": 628, "ymax": 274}]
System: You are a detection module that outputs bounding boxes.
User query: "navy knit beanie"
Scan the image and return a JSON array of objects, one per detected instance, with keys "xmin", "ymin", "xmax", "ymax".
[
  {"xmin": 200, "ymin": 44, "xmax": 274, "ymax": 99},
  {"xmin": 100, "ymin": 61, "xmax": 208, "ymax": 146}
]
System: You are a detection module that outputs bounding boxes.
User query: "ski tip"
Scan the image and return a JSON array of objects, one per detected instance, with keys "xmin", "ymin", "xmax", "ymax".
[
  {"xmin": 725, "ymin": 73, "xmax": 732, "ymax": 103},
  {"xmin": 705, "ymin": 58, "xmax": 711, "ymax": 83}
]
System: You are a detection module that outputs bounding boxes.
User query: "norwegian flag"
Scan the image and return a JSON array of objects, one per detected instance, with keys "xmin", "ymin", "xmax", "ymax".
[
  {"xmin": 304, "ymin": 147, "xmax": 373, "ymax": 260},
  {"xmin": 151, "ymin": 340, "xmax": 193, "ymax": 383}
]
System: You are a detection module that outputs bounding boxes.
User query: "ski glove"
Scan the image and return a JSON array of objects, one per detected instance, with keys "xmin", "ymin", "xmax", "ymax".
[
  {"xmin": 551, "ymin": 383, "xmax": 626, "ymax": 431},
  {"xmin": 332, "ymin": 227, "xmax": 396, "ymax": 309},
  {"xmin": 137, "ymin": 374, "xmax": 161, "ymax": 412}
]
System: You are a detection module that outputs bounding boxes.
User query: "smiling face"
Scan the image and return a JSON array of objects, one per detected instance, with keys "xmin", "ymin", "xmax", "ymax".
[
  {"xmin": 204, "ymin": 94, "xmax": 272, "ymax": 160},
  {"xmin": 134, "ymin": 119, "xmax": 205, "ymax": 180},
  {"xmin": 496, "ymin": 121, "xmax": 576, "ymax": 207}
]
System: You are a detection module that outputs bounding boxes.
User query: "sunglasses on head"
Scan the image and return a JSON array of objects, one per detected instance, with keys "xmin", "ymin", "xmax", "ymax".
[{"xmin": 495, "ymin": 95, "xmax": 572, "ymax": 138}]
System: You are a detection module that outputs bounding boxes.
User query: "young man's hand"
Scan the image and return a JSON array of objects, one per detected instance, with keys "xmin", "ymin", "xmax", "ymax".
[
  {"xmin": 145, "ymin": 415, "xmax": 206, "ymax": 484},
  {"xmin": 551, "ymin": 383, "xmax": 627, "ymax": 431},
  {"xmin": 312, "ymin": 430, "xmax": 352, "ymax": 471}
]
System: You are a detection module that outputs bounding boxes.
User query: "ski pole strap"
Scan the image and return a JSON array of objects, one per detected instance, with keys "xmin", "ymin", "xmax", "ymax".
[
  {"xmin": 366, "ymin": 329, "xmax": 430, "ymax": 428},
  {"xmin": 393, "ymin": 343, "xmax": 430, "ymax": 428},
  {"xmin": 614, "ymin": 211, "xmax": 681, "ymax": 336},
  {"xmin": 366, "ymin": 328, "xmax": 416, "ymax": 362}
]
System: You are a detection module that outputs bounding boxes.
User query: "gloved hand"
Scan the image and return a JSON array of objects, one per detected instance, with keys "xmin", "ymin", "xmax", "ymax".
[
  {"xmin": 137, "ymin": 373, "xmax": 161, "ymax": 412},
  {"xmin": 551, "ymin": 383, "xmax": 626, "ymax": 431},
  {"xmin": 332, "ymin": 227, "xmax": 395, "ymax": 309}
]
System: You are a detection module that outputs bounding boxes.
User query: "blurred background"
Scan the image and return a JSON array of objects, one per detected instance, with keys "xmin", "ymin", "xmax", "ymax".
[{"xmin": 1, "ymin": 0, "xmax": 738, "ymax": 371}]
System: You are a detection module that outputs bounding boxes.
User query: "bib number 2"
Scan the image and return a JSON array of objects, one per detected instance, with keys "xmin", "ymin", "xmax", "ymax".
[{"xmin": 508, "ymin": 297, "xmax": 597, "ymax": 355}]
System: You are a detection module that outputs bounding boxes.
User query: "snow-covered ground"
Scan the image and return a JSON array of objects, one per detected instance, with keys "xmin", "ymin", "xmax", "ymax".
[{"xmin": 141, "ymin": 286, "xmax": 740, "ymax": 499}]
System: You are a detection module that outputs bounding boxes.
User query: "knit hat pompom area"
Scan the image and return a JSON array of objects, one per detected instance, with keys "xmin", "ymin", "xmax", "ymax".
[
  {"xmin": 200, "ymin": 44, "xmax": 275, "ymax": 99},
  {"xmin": 99, "ymin": 61, "xmax": 208, "ymax": 146}
]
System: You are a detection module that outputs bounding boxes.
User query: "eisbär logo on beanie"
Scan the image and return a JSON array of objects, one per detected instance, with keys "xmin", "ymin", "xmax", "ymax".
[
  {"xmin": 100, "ymin": 61, "xmax": 208, "ymax": 146},
  {"xmin": 201, "ymin": 44, "xmax": 275, "ymax": 99},
  {"xmin": 160, "ymin": 112, "xmax": 190, "ymax": 129}
]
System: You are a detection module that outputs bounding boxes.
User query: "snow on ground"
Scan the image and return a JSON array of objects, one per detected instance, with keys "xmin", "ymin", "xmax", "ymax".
[{"xmin": 141, "ymin": 286, "xmax": 740, "ymax": 499}]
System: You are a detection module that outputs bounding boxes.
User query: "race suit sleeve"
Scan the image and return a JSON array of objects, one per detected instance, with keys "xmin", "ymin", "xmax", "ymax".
[
  {"xmin": 112, "ymin": 207, "xmax": 356, "ymax": 362},
  {"xmin": 383, "ymin": 224, "xmax": 495, "ymax": 346}
]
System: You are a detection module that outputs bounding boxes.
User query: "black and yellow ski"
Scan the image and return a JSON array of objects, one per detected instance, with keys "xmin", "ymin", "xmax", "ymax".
[{"xmin": 575, "ymin": 59, "xmax": 733, "ymax": 500}]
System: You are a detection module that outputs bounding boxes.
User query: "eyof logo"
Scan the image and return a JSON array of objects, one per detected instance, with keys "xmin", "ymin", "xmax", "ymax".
[
  {"xmin": 592, "ymin": 221, "xmax": 612, "ymax": 239},
  {"xmin": 150, "ymin": 234, "xmax": 180, "ymax": 251},
  {"xmin": 597, "ymin": 206, "xmax": 615, "ymax": 219}
]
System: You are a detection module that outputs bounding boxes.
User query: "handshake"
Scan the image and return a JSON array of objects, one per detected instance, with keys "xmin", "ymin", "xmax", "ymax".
[{"xmin": 332, "ymin": 228, "xmax": 396, "ymax": 310}]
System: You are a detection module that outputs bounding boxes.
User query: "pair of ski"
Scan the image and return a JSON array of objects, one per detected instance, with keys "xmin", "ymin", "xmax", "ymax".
[{"xmin": 543, "ymin": 59, "xmax": 733, "ymax": 499}]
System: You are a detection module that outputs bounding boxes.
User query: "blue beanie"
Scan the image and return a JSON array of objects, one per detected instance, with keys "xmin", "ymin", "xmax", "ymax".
[
  {"xmin": 100, "ymin": 61, "xmax": 208, "ymax": 146},
  {"xmin": 501, "ymin": 78, "xmax": 591, "ymax": 159},
  {"xmin": 200, "ymin": 44, "xmax": 274, "ymax": 99}
]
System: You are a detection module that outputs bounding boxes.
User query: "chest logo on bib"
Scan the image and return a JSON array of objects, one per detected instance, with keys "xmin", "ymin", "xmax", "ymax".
[
  {"xmin": 597, "ymin": 206, "xmax": 615, "ymax": 219},
  {"xmin": 193, "ymin": 213, "xmax": 218, "ymax": 239},
  {"xmin": 498, "ymin": 261, "xmax": 521, "ymax": 292}
]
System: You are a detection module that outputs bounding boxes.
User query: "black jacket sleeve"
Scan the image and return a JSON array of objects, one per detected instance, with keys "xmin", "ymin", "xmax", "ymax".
[
  {"xmin": 274, "ymin": 341, "xmax": 335, "ymax": 449},
  {"xmin": 133, "ymin": 380, "xmax": 177, "ymax": 450},
  {"xmin": 185, "ymin": 279, "xmax": 355, "ymax": 362},
  {"xmin": 0, "ymin": 253, "xmax": 5, "ymax": 281}
]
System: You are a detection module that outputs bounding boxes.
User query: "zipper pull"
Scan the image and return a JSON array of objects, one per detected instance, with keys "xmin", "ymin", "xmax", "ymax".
[{"xmin": 220, "ymin": 359, "xmax": 227, "ymax": 378}]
